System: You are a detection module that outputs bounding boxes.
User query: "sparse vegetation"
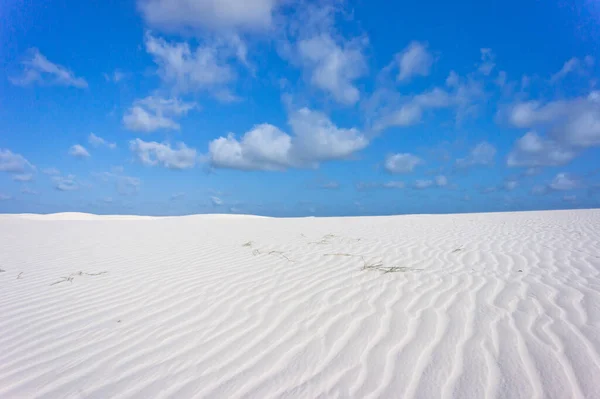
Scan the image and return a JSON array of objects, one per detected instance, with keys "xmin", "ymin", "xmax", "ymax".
[
  {"xmin": 309, "ymin": 233, "xmax": 337, "ymax": 245},
  {"xmin": 50, "ymin": 271, "xmax": 108, "ymax": 286},
  {"xmin": 324, "ymin": 253, "xmax": 422, "ymax": 274}
]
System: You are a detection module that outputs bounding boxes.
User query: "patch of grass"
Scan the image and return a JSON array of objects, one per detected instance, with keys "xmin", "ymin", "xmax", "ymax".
[
  {"xmin": 242, "ymin": 241, "xmax": 253, "ymax": 247},
  {"xmin": 16, "ymin": 272, "xmax": 23, "ymax": 279},
  {"xmin": 451, "ymin": 247, "xmax": 463, "ymax": 253}
]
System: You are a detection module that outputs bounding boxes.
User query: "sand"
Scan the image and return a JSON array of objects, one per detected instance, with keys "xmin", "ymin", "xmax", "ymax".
[{"xmin": 1, "ymin": 209, "xmax": 599, "ymax": 398}]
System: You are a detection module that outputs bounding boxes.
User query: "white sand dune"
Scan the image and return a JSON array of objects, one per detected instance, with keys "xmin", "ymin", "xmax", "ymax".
[{"xmin": 1, "ymin": 209, "xmax": 599, "ymax": 398}]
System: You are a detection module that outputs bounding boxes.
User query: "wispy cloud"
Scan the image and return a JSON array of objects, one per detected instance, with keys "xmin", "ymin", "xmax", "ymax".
[{"xmin": 10, "ymin": 48, "xmax": 87, "ymax": 88}]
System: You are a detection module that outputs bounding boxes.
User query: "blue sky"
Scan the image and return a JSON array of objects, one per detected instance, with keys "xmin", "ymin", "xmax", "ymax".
[{"xmin": 1, "ymin": 0, "xmax": 600, "ymax": 216}]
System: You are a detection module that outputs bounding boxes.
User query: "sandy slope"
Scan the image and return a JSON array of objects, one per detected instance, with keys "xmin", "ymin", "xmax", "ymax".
[{"xmin": 1, "ymin": 209, "xmax": 599, "ymax": 399}]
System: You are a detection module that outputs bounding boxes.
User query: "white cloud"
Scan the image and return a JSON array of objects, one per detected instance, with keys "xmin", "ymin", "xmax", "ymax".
[
  {"xmin": 549, "ymin": 173, "xmax": 579, "ymax": 191},
  {"xmin": 137, "ymin": 0, "xmax": 280, "ymax": 32},
  {"xmin": 396, "ymin": 41, "xmax": 433, "ymax": 82},
  {"xmin": 297, "ymin": 33, "xmax": 367, "ymax": 105},
  {"xmin": 88, "ymin": 133, "xmax": 116, "ymax": 149},
  {"xmin": 117, "ymin": 176, "xmax": 141, "ymax": 195},
  {"xmin": 550, "ymin": 56, "xmax": 594, "ymax": 83},
  {"xmin": 319, "ymin": 181, "xmax": 340, "ymax": 190},
  {"xmin": 208, "ymin": 108, "xmax": 367, "ymax": 170},
  {"xmin": 0, "ymin": 149, "xmax": 34, "ymax": 173},
  {"xmin": 477, "ymin": 48, "xmax": 495, "ymax": 75},
  {"xmin": 211, "ymin": 196, "xmax": 223, "ymax": 206},
  {"xmin": 435, "ymin": 175, "xmax": 448, "ymax": 187},
  {"xmin": 171, "ymin": 192, "xmax": 186, "ymax": 200},
  {"xmin": 209, "ymin": 124, "xmax": 291, "ymax": 170},
  {"xmin": 456, "ymin": 142, "xmax": 496, "ymax": 167},
  {"xmin": 21, "ymin": 187, "xmax": 38, "ymax": 195},
  {"xmin": 69, "ymin": 144, "xmax": 90, "ymax": 158},
  {"xmin": 12, "ymin": 174, "xmax": 33, "ymax": 182},
  {"xmin": 506, "ymin": 131, "xmax": 576, "ymax": 167},
  {"xmin": 495, "ymin": 71, "xmax": 507, "ymax": 87},
  {"xmin": 145, "ymin": 33, "xmax": 236, "ymax": 95},
  {"xmin": 53, "ymin": 174, "xmax": 80, "ymax": 191},
  {"xmin": 445, "ymin": 70, "xmax": 459, "ymax": 87},
  {"xmin": 504, "ymin": 180, "xmax": 518, "ymax": 191},
  {"xmin": 104, "ymin": 70, "xmax": 126, "ymax": 83},
  {"xmin": 505, "ymin": 95, "xmax": 600, "ymax": 148},
  {"xmin": 384, "ymin": 153, "xmax": 422, "ymax": 174},
  {"xmin": 0, "ymin": 193, "xmax": 12, "ymax": 201},
  {"xmin": 370, "ymin": 77, "xmax": 484, "ymax": 132},
  {"xmin": 10, "ymin": 48, "xmax": 88, "ymax": 88},
  {"xmin": 564, "ymin": 195, "xmax": 577, "ymax": 202},
  {"xmin": 130, "ymin": 139, "xmax": 197, "ymax": 169},
  {"xmin": 94, "ymin": 170, "xmax": 141, "ymax": 196},
  {"xmin": 123, "ymin": 96, "xmax": 196, "ymax": 132},
  {"xmin": 382, "ymin": 181, "xmax": 405, "ymax": 189},
  {"xmin": 414, "ymin": 180, "xmax": 433, "ymax": 189},
  {"xmin": 42, "ymin": 167, "xmax": 60, "ymax": 175}
]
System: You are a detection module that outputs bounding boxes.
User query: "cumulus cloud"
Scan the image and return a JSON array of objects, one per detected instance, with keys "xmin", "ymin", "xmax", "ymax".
[
  {"xmin": 297, "ymin": 33, "xmax": 367, "ymax": 105},
  {"xmin": 68, "ymin": 144, "xmax": 90, "ymax": 158},
  {"xmin": 123, "ymin": 96, "xmax": 196, "ymax": 132},
  {"xmin": 456, "ymin": 142, "xmax": 496, "ymax": 168},
  {"xmin": 506, "ymin": 131, "xmax": 576, "ymax": 167},
  {"xmin": 395, "ymin": 41, "xmax": 433, "ymax": 82},
  {"xmin": 145, "ymin": 33, "xmax": 236, "ymax": 95},
  {"xmin": 130, "ymin": 139, "xmax": 198, "ymax": 169},
  {"xmin": 549, "ymin": 173, "xmax": 579, "ymax": 191},
  {"xmin": 384, "ymin": 153, "xmax": 422, "ymax": 174},
  {"xmin": 504, "ymin": 93, "xmax": 600, "ymax": 166},
  {"xmin": 370, "ymin": 75, "xmax": 484, "ymax": 132},
  {"xmin": 505, "ymin": 94, "xmax": 600, "ymax": 148},
  {"xmin": 208, "ymin": 108, "xmax": 367, "ymax": 170},
  {"xmin": 10, "ymin": 48, "xmax": 88, "ymax": 88},
  {"xmin": 0, "ymin": 149, "xmax": 34, "ymax": 173},
  {"xmin": 137, "ymin": 0, "xmax": 280, "ymax": 33},
  {"xmin": 88, "ymin": 133, "xmax": 116, "ymax": 149}
]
